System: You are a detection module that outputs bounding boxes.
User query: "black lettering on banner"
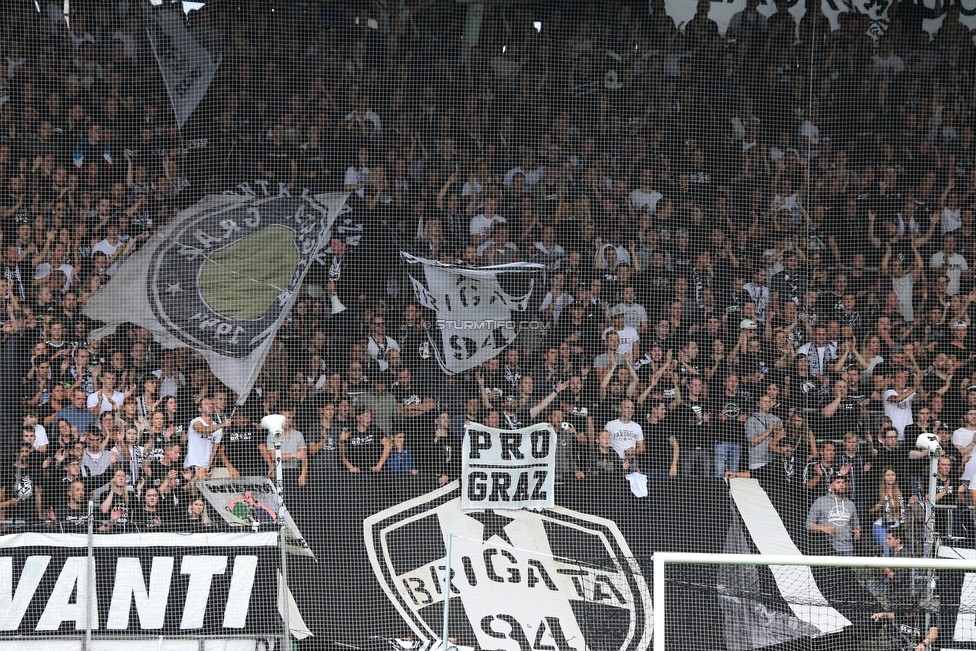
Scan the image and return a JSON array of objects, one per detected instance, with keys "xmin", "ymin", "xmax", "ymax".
[
  {"xmin": 461, "ymin": 556, "xmax": 478, "ymax": 587},
  {"xmin": 531, "ymin": 471, "xmax": 549, "ymax": 501},
  {"xmin": 530, "ymin": 430, "xmax": 550, "ymax": 458},
  {"xmin": 556, "ymin": 567, "xmax": 588, "ymax": 597},
  {"xmin": 482, "ymin": 614, "xmax": 532, "ymax": 651},
  {"xmin": 484, "ymin": 327, "xmax": 508, "ymax": 351},
  {"xmin": 449, "ymin": 335, "xmax": 477, "ymax": 361},
  {"xmin": 469, "ymin": 432, "xmax": 492, "ymax": 459},
  {"xmin": 499, "ymin": 432, "xmax": 523, "ymax": 460},
  {"xmin": 534, "ymin": 617, "xmax": 576, "ymax": 651},
  {"xmin": 402, "ymin": 577, "xmax": 433, "ymax": 606},
  {"xmin": 511, "ymin": 472, "xmax": 530, "ymax": 502},
  {"xmin": 593, "ymin": 574, "xmax": 627, "ymax": 604},
  {"xmin": 456, "ymin": 279, "xmax": 481, "ymax": 308},
  {"xmin": 483, "ymin": 549, "xmax": 520, "ymax": 584},
  {"xmin": 427, "ymin": 565, "xmax": 460, "ymax": 595},
  {"xmin": 526, "ymin": 560, "xmax": 558, "ymax": 591},
  {"xmin": 489, "ymin": 473, "xmax": 512, "ymax": 501},
  {"xmin": 468, "ymin": 472, "xmax": 488, "ymax": 501}
]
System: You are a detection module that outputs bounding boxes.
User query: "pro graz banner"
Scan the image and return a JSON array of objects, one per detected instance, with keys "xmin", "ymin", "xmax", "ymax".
[
  {"xmin": 461, "ymin": 423, "xmax": 556, "ymax": 510},
  {"xmin": 0, "ymin": 532, "xmax": 279, "ymax": 639}
]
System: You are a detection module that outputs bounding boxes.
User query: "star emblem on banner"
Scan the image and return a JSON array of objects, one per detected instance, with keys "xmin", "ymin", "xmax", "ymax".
[
  {"xmin": 466, "ymin": 510, "xmax": 515, "ymax": 545},
  {"xmin": 164, "ymin": 283, "xmax": 184, "ymax": 294}
]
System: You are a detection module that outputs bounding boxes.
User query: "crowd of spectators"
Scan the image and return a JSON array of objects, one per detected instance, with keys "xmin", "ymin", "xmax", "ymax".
[{"xmin": 0, "ymin": 0, "xmax": 975, "ymax": 561}]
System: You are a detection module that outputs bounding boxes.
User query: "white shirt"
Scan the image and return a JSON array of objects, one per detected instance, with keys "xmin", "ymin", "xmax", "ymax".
[
  {"xmin": 605, "ymin": 418, "xmax": 643, "ymax": 459},
  {"xmin": 92, "ymin": 237, "xmax": 128, "ymax": 276},
  {"xmin": 953, "ymin": 427, "xmax": 976, "ymax": 481},
  {"xmin": 602, "ymin": 325, "xmax": 639, "ymax": 354},
  {"xmin": 630, "ymin": 189, "xmax": 663, "ymax": 214},
  {"xmin": 930, "ymin": 251, "xmax": 969, "ymax": 295},
  {"xmin": 367, "ymin": 335, "xmax": 400, "ymax": 372},
  {"xmin": 883, "ymin": 388, "xmax": 916, "ymax": 441},
  {"xmin": 942, "ymin": 206, "xmax": 962, "ymax": 234},
  {"xmin": 183, "ymin": 416, "xmax": 223, "ymax": 469},
  {"xmin": 609, "ymin": 303, "xmax": 648, "ymax": 331},
  {"xmin": 87, "ymin": 389, "xmax": 125, "ymax": 419},
  {"xmin": 470, "ymin": 214, "xmax": 506, "ymax": 236}
]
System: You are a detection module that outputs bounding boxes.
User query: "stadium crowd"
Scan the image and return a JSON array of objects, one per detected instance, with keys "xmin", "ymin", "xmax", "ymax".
[{"xmin": 0, "ymin": 0, "xmax": 973, "ymax": 562}]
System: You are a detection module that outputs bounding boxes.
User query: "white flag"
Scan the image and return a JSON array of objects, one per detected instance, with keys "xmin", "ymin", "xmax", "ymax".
[
  {"xmin": 401, "ymin": 252, "xmax": 545, "ymax": 375},
  {"xmin": 84, "ymin": 192, "xmax": 349, "ymax": 401},
  {"xmin": 144, "ymin": 7, "xmax": 221, "ymax": 129}
]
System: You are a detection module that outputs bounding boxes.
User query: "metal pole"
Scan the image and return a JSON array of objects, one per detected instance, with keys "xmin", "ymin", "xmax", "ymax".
[
  {"xmin": 926, "ymin": 451, "xmax": 939, "ymax": 553},
  {"xmin": 924, "ymin": 451, "xmax": 941, "ymax": 635},
  {"xmin": 85, "ymin": 498, "xmax": 94, "ymax": 651},
  {"xmin": 442, "ymin": 533, "xmax": 452, "ymax": 651},
  {"xmin": 275, "ymin": 435, "xmax": 291, "ymax": 651},
  {"xmin": 653, "ymin": 554, "xmax": 665, "ymax": 651}
]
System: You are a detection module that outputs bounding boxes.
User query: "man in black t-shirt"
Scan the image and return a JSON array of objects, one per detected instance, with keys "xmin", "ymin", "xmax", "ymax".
[
  {"xmin": 218, "ymin": 410, "xmax": 268, "ymax": 479},
  {"xmin": 51, "ymin": 480, "xmax": 89, "ymax": 531},
  {"xmin": 640, "ymin": 400, "xmax": 679, "ymax": 478},
  {"xmin": 672, "ymin": 377, "xmax": 715, "ymax": 478},
  {"xmin": 0, "ymin": 444, "xmax": 43, "ymax": 525},
  {"xmin": 340, "ymin": 407, "xmax": 383, "ymax": 473},
  {"xmin": 559, "ymin": 374, "xmax": 596, "ymax": 443},
  {"xmin": 714, "ymin": 374, "xmax": 753, "ymax": 477}
]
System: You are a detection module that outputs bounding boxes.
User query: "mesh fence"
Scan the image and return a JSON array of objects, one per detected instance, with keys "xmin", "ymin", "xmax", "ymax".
[{"xmin": 2, "ymin": 0, "xmax": 976, "ymax": 649}]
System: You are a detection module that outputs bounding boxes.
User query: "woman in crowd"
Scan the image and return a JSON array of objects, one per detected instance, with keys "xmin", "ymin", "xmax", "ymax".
[
  {"xmin": 184, "ymin": 497, "xmax": 213, "ymax": 530},
  {"xmin": 137, "ymin": 487, "xmax": 164, "ymax": 531},
  {"xmin": 98, "ymin": 469, "xmax": 132, "ymax": 533},
  {"xmin": 869, "ymin": 468, "xmax": 915, "ymax": 555},
  {"xmin": 112, "ymin": 426, "xmax": 145, "ymax": 491}
]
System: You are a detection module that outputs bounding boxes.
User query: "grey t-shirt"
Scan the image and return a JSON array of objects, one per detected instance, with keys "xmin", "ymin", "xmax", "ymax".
[
  {"xmin": 806, "ymin": 493, "xmax": 861, "ymax": 554},
  {"xmin": 265, "ymin": 430, "xmax": 307, "ymax": 471}
]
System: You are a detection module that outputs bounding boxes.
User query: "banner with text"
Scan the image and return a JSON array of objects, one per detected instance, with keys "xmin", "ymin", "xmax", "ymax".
[
  {"xmin": 401, "ymin": 253, "xmax": 545, "ymax": 376},
  {"xmin": 84, "ymin": 192, "xmax": 348, "ymax": 402},
  {"xmin": 0, "ymin": 532, "xmax": 279, "ymax": 638},
  {"xmin": 461, "ymin": 423, "xmax": 556, "ymax": 510}
]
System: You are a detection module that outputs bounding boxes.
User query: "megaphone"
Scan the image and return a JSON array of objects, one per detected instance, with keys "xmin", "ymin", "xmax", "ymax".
[
  {"xmin": 260, "ymin": 414, "xmax": 287, "ymax": 436},
  {"xmin": 330, "ymin": 293, "xmax": 347, "ymax": 314}
]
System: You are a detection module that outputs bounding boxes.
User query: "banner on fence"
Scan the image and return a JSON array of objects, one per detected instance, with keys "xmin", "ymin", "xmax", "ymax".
[
  {"xmin": 196, "ymin": 476, "xmax": 315, "ymax": 559},
  {"xmin": 461, "ymin": 423, "xmax": 556, "ymax": 510},
  {"xmin": 0, "ymin": 532, "xmax": 279, "ymax": 641}
]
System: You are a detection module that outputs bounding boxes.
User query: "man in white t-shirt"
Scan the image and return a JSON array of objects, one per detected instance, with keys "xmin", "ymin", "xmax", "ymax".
[
  {"xmin": 86, "ymin": 371, "xmax": 126, "ymax": 419},
  {"xmin": 183, "ymin": 398, "xmax": 225, "ymax": 479},
  {"xmin": 605, "ymin": 399, "xmax": 644, "ymax": 461},
  {"xmin": 630, "ymin": 169, "xmax": 663, "ymax": 214},
  {"xmin": 883, "ymin": 370, "xmax": 918, "ymax": 441},
  {"xmin": 91, "ymin": 220, "xmax": 134, "ymax": 277},
  {"xmin": 929, "ymin": 234, "xmax": 968, "ymax": 296},
  {"xmin": 952, "ymin": 408, "xmax": 976, "ymax": 500},
  {"xmin": 602, "ymin": 309, "xmax": 640, "ymax": 358},
  {"xmin": 469, "ymin": 196, "xmax": 506, "ymax": 246}
]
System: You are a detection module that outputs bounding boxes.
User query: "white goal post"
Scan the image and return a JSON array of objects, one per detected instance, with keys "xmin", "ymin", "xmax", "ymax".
[{"xmin": 652, "ymin": 552, "xmax": 976, "ymax": 651}]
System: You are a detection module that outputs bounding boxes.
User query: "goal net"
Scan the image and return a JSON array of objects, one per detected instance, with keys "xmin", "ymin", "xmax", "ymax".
[{"xmin": 654, "ymin": 550, "xmax": 976, "ymax": 651}]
